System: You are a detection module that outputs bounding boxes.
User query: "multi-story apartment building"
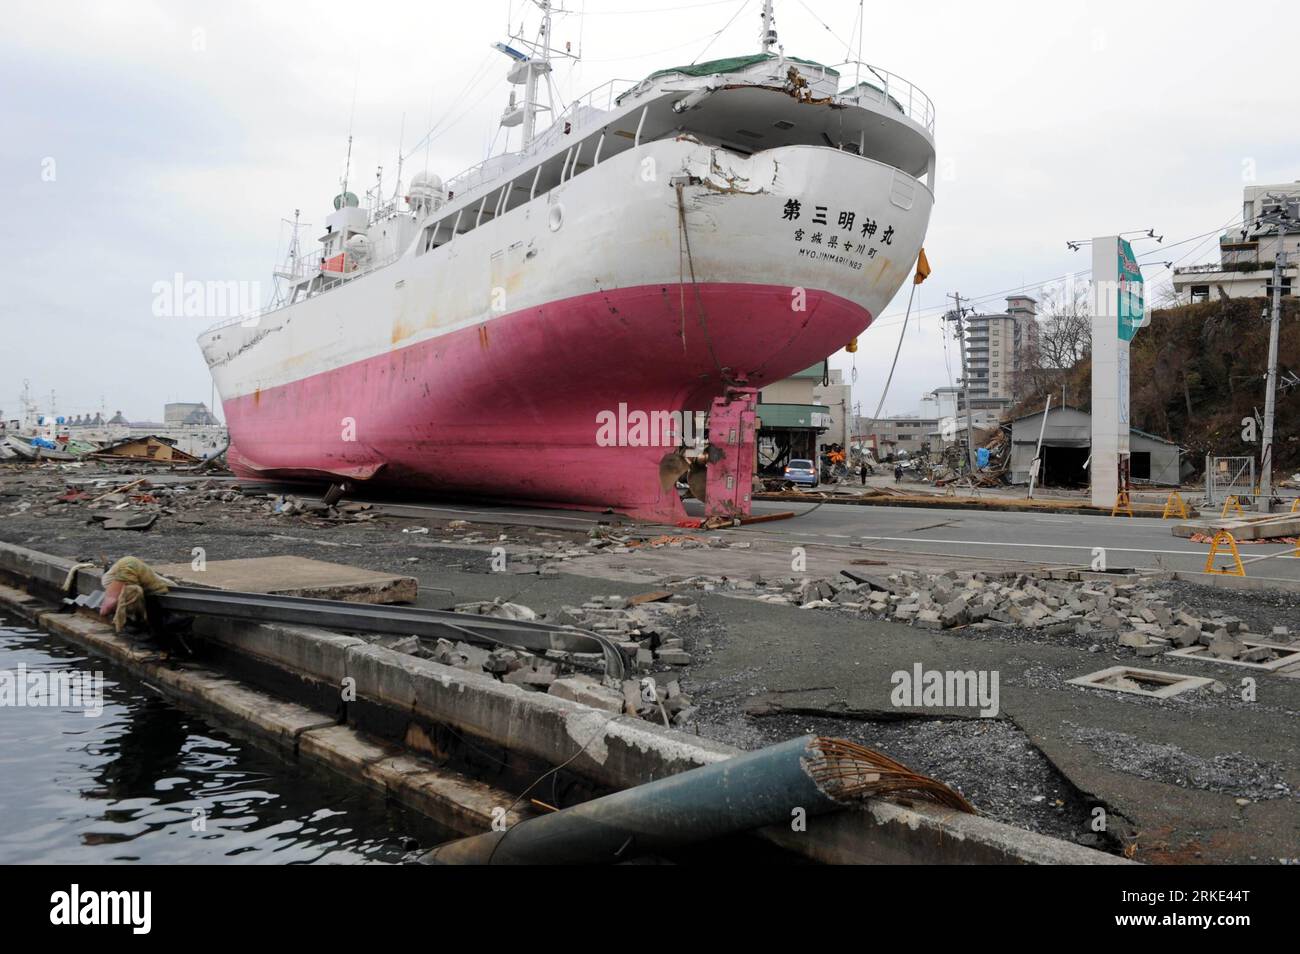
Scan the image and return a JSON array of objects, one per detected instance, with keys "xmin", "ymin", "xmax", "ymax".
[
  {"xmin": 963, "ymin": 295, "xmax": 1037, "ymax": 402},
  {"xmin": 1171, "ymin": 182, "xmax": 1300, "ymax": 304}
]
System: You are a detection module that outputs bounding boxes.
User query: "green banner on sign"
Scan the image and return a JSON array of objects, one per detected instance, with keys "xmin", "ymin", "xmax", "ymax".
[{"xmin": 1117, "ymin": 238, "xmax": 1145, "ymax": 342}]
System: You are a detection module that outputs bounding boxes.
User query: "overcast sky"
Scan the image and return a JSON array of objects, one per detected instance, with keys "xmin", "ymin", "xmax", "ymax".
[{"xmin": 4, "ymin": 0, "xmax": 1297, "ymax": 423}]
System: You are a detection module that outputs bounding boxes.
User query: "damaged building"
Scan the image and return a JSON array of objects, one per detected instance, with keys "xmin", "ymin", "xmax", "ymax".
[{"xmin": 1007, "ymin": 405, "xmax": 1182, "ymax": 486}]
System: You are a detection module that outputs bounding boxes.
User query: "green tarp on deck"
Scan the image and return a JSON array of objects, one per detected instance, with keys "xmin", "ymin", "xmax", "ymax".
[{"xmin": 644, "ymin": 52, "xmax": 838, "ymax": 82}]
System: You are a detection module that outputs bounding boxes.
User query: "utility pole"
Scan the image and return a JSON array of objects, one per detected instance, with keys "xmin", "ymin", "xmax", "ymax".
[
  {"xmin": 946, "ymin": 293, "xmax": 976, "ymax": 474},
  {"xmin": 1256, "ymin": 195, "xmax": 1298, "ymax": 512}
]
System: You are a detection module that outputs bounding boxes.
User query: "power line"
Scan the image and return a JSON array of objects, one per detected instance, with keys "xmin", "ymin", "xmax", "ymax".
[
  {"xmin": 580, "ymin": 0, "xmax": 741, "ymax": 13},
  {"xmin": 579, "ymin": 30, "xmax": 737, "ymax": 63},
  {"xmin": 796, "ymin": 0, "xmax": 854, "ymax": 51},
  {"xmin": 866, "ymin": 213, "xmax": 1245, "ymax": 331},
  {"xmin": 405, "ymin": 51, "xmax": 500, "ymax": 162},
  {"xmin": 691, "ymin": 0, "xmax": 753, "ymax": 65}
]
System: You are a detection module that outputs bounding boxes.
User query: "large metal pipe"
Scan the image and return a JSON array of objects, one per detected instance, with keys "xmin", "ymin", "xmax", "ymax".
[{"xmin": 424, "ymin": 735, "xmax": 847, "ymax": 864}]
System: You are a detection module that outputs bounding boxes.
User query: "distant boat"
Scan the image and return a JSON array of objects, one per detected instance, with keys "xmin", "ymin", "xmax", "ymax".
[{"xmin": 3, "ymin": 435, "xmax": 80, "ymax": 462}]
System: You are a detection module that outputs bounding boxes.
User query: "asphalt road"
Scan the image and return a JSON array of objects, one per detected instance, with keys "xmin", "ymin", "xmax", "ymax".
[
  {"xmin": 742, "ymin": 500, "xmax": 1300, "ymax": 580},
  {"xmin": 236, "ymin": 477, "xmax": 1300, "ymax": 583}
]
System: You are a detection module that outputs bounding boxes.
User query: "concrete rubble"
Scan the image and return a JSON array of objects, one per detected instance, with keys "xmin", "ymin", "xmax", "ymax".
[
  {"xmin": 347, "ymin": 592, "xmax": 708, "ymax": 729},
  {"xmin": 434, "ymin": 524, "xmax": 752, "ymax": 576},
  {"xmin": 662, "ymin": 566, "xmax": 1300, "ymax": 665},
  {"xmin": 4, "ymin": 471, "xmax": 385, "ymax": 529}
]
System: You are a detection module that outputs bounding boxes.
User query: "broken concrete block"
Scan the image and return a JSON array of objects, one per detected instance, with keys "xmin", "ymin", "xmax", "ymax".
[
  {"xmin": 671, "ymin": 706, "xmax": 699, "ymax": 726},
  {"xmin": 504, "ymin": 665, "xmax": 557, "ymax": 690},
  {"xmin": 621, "ymin": 680, "xmax": 642, "ymax": 714},
  {"xmin": 915, "ymin": 610, "xmax": 943, "ymax": 630},
  {"xmin": 483, "ymin": 649, "xmax": 518, "ymax": 675},
  {"xmin": 1022, "ymin": 606, "xmax": 1048, "ymax": 626},
  {"xmin": 1208, "ymin": 633, "xmax": 1245, "ymax": 659},
  {"xmin": 1119, "ymin": 631, "xmax": 1150, "ymax": 648},
  {"xmin": 371, "ymin": 634, "xmax": 421, "ymax": 655},
  {"xmin": 939, "ymin": 599, "xmax": 970, "ymax": 628},
  {"xmin": 102, "ymin": 513, "xmax": 157, "ymax": 531},
  {"xmin": 454, "ymin": 600, "xmax": 538, "ymax": 621},
  {"xmin": 548, "ymin": 676, "xmax": 624, "ymax": 713}
]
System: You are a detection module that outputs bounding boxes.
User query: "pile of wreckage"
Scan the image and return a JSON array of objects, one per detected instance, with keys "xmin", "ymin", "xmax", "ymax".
[
  {"xmin": 1, "ymin": 433, "xmax": 215, "ymax": 466},
  {"xmin": 664, "ymin": 565, "xmax": 1298, "ymax": 667},
  {"xmin": 400, "ymin": 594, "xmax": 703, "ymax": 727},
  {"xmin": 7, "ymin": 475, "xmax": 381, "ymax": 531},
  {"xmin": 930, "ymin": 428, "xmax": 1011, "ymax": 488}
]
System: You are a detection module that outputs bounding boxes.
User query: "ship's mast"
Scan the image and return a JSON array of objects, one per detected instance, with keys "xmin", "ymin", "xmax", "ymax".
[
  {"xmin": 760, "ymin": 0, "xmax": 777, "ymax": 53},
  {"xmin": 522, "ymin": 0, "xmax": 552, "ymax": 145},
  {"xmin": 20, "ymin": 379, "xmax": 35, "ymax": 431},
  {"xmin": 341, "ymin": 134, "xmax": 354, "ymax": 199},
  {"xmin": 271, "ymin": 209, "xmax": 306, "ymax": 306},
  {"xmin": 496, "ymin": 0, "xmax": 574, "ymax": 150}
]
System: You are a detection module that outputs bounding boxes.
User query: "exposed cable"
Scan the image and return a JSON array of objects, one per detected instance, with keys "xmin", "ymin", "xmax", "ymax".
[
  {"xmin": 691, "ymin": 0, "xmax": 753, "ymax": 65},
  {"xmin": 486, "ymin": 711, "xmax": 623, "ymax": 863}
]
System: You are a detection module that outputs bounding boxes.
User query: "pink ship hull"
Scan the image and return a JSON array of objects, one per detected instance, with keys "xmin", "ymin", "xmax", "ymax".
[{"xmin": 223, "ymin": 281, "xmax": 870, "ymax": 522}]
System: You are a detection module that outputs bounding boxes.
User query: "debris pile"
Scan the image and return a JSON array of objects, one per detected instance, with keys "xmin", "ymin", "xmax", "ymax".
[
  {"xmin": 8, "ymin": 475, "xmax": 387, "ymax": 530},
  {"xmin": 669, "ymin": 566, "xmax": 1299, "ymax": 663},
  {"xmin": 430, "ymin": 521, "xmax": 751, "ymax": 574},
  {"xmin": 550, "ymin": 592, "xmax": 700, "ymax": 668},
  {"xmin": 379, "ymin": 593, "xmax": 705, "ymax": 727}
]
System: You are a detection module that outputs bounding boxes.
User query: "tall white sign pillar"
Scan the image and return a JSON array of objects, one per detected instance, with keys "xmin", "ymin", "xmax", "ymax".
[{"xmin": 1090, "ymin": 236, "xmax": 1146, "ymax": 509}]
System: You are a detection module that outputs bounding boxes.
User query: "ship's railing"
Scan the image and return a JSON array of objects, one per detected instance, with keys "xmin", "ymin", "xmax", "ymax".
[
  {"xmin": 549, "ymin": 78, "xmax": 639, "ymax": 130},
  {"xmin": 831, "ymin": 61, "xmax": 935, "ymax": 134},
  {"xmin": 444, "ymin": 153, "xmax": 527, "ymax": 201},
  {"xmin": 444, "ymin": 78, "xmax": 637, "ymax": 200},
  {"xmin": 200, "ymin": 250, "xmax": 403, "ymax": 336}
]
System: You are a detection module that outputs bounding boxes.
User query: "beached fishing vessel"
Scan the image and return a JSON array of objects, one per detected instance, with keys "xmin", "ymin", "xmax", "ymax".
[{"xmin": 198, "ymin": 1, "xmax": 936, "ymax": 521}]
